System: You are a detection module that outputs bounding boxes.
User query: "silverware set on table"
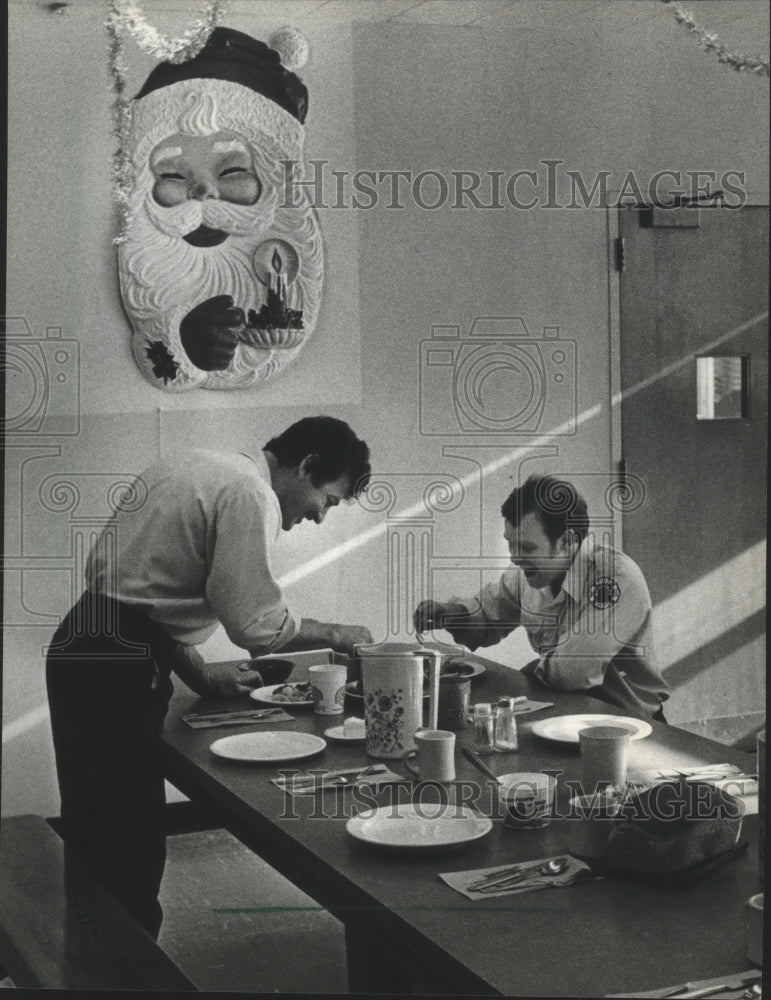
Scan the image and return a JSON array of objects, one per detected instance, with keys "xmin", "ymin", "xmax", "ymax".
[
  {"xmin": 662, "ymin": 982, "xmax": 761, "ymax": 1000},
  {"xmin": 615, "ymin": 975, "xmax": 762, "ymax": 999},
  {"xmin": 183, "ymin": 706, "xmax": 289, "ymax": 728},
  {"xmin": 188, "ymin": 707, "xmax": 285, "ymax": 721},
  {"xmin": 274, "ymin": 764, "xmax": 387, "ymax": 793},
  {"xmin": 466, "ymin": 856, "xmax": 570, "ymax": 893}
]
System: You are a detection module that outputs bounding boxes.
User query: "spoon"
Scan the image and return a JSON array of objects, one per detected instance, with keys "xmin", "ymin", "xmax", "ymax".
[{"xmin": 472, "ymin": 856, "xmax": 570, "ymax": 893}]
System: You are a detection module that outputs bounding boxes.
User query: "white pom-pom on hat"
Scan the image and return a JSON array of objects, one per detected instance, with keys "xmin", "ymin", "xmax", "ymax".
[{"xmin": 269, "ymin": 27, "xmax": 310, "ymax": 71}]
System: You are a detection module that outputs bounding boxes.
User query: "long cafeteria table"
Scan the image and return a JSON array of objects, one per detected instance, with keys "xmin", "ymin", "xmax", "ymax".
[{"xmin": 159, "ymin": 655, "xmax": 761, "ymax": 996}]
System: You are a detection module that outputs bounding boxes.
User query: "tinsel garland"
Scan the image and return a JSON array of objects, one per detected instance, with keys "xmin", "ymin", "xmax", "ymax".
[
  {"xmin": 109, "ymin": 0, "xmax": 225, "ymax": 63},
  {"xmin": 105, "ymin": 0, "xmax": 226, "ymax": 243},
  {"xmin": 664, "ymin": 0, "xmax": 770, "ymax": 77}
]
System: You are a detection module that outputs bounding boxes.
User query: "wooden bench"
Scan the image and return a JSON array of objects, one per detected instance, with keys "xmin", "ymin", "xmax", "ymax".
[{"xmin": 0, "ymin": 814, "xmax": 197, "ymax": 991}]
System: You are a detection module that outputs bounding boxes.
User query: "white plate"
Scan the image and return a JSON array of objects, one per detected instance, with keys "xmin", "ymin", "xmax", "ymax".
[
  {"xmin": 324, "ymin": 724, "xmax": 366, "ymax": 744},
  {"xmin": 210, "ymin": 731, "xmax": 327, "ymax": 763},
  {"xmin": 250, "ymin": 683, "xmax": 314, "ymax": 707},
  {"xmin": 346, "ymin": 803, "xmax": 492, "ymax": 851},
  {"xmin": 530, "ymin": 714, "xmax": 652, "ymax": 745}
]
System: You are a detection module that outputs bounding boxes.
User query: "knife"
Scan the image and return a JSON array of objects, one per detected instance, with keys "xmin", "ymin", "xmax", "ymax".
[{"xmin": 461, "ymin": 748, "xmax": 503, "ymax": 784}]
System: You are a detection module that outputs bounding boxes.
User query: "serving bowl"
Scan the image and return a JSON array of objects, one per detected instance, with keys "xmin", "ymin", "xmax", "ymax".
[{"xmin": 248, "ymin": 658, "xmax": 295, "ymax": 686}]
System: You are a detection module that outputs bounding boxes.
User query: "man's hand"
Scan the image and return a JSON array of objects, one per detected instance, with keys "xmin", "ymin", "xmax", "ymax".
[
  {"xmin": 329, "ymin": 625, "xmax": 373, "ymax": 657},
  {"xmin": 414, "ymin": 601, "xmax": 472, "ymax": 644},
  {"xmin": 171, "ymin": 645, "xmax": 264, "ymax": 699},
  {"xmin": 203, "ymin": 660, "xmax": 266, "ymax": 698},
  {"xmin": 180, "ymin": 295, "xmax": 245, "ymax": 371},
  {"xmin": 413, "ymin": 600, "xmax": 450, "ymax": 633}
]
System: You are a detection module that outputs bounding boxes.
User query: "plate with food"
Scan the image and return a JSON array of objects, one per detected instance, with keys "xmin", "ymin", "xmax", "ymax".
[
  {"xmin": 210, "ymin": 731, "xmax": 327, "ymax": 763},
  {"xmin": 250, "ymin": 681, "xmax": 314, "ymax": 707},
  {"xmin": 530, "ymin": 714, "xmax": 652, "ymax": 745},
  {"xmin": 324, "ymin": 717, "xmax": 367, "ymax": 744}
]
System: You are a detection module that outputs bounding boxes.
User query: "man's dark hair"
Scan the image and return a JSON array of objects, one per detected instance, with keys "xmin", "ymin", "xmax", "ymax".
[
  {"xmin": 501, "ymin": 475, "xmax": 589, "ymax": 545},
  {"xmin": 265, "ymin": 416, "xmax": 371, "ymax": 498}
]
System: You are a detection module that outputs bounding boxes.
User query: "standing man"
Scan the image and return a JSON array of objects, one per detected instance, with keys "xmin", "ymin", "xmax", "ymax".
[
  {"xmin": 414, "ymin": 474, "xmax": 668, "ymax": 721},
  {"xmin": 47, "ymin": 416, "xmax": 373, "ymax": 938}
]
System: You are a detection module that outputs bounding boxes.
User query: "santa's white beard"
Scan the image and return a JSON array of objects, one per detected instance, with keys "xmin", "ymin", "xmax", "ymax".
[
  {"xmin": 119, "ymin": 172, "xmax": 323, "ymax": 389},
  {"xmin": 121, "ymin": 194, "xmax": 275, "ymax": 320}
]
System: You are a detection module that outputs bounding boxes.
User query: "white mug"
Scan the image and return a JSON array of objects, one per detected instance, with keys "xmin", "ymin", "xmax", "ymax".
[
  {"xmin": 579, "ymin": 725, "xmax": 632, "ymax": 791},
  {"xmin": 309, "ymin": 664, "xmax": 347, "ymax": 716},
  {"xmin": 402, "ymin": 730, "xmax": 456, "ymax": 782}
]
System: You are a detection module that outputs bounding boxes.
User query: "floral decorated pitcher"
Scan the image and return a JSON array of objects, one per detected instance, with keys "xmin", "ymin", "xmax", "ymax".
[{"xmin": 356, "ymin": 642, "xmax": 441, "ymax": 760}]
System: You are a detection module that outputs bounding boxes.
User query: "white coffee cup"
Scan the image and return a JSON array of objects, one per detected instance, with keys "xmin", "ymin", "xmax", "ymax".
[
  {"xmin": 402, "ymin": 729, "xmax": 456, "ymax": 782},
  {"xmin": 579, "ymin": 725, "xmax": 632, "ymax": 791},
  {"xmin": 309, "ymin": 664, "xmax": 347, "ymax": 716}
]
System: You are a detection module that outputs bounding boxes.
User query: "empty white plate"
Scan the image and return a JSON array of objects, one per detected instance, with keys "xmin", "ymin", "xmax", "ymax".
[
  {"xmin": 530, "ymin": 714, "xmax": 652, "ymax": 745},
  {"xmin": 210, "ymin": 731, "xmax": 327, "ymax": 763},
  {"xmin": 347, "ymin": 803, "xmax": 492, "ymax": 851}
]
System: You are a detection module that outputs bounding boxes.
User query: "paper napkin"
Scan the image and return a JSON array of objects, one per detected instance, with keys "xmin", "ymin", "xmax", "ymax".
[
  {"xmin": 439, "ymin": 854, "xmax": 597, "ymax": 900},
  {"xmin": 626, "ymin": 764, "xmax": 758, "ymax": 814},
  {"xmin": 511, "ymin": 698, "xmax": 555, "ymax": 715}
]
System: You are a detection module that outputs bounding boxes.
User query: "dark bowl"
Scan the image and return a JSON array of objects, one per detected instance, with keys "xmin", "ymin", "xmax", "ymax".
[{"xmin": 249, "ymin": 658, "xmax": 295, "ymax": 686}]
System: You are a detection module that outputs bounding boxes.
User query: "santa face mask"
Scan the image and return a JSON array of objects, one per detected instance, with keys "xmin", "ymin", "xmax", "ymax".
[{"xmin": 117, "ymin": 29, "xmax": 323, "ymax": 391}]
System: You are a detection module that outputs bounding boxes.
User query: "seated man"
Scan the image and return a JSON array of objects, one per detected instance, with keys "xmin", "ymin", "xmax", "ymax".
[
  {"xmin": 414, "ymin": 474, "xmax": 668, "ymax": 722},
  {"xmin": 46, "ymin": 416, "xmax": 373, "ymax": 939}
]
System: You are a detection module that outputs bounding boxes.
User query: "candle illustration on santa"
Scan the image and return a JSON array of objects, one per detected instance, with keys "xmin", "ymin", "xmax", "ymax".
[
  {"xmin": 117, "ymin": 25, "xmax": 323, "ymax": 390},
  {"xmin": 239, "ymin": 245, "xmax": 305, "ymax": 349}
]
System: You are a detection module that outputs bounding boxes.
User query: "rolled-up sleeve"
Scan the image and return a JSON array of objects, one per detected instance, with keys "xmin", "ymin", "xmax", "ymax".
[
  {"xmin": 532, "ymin": 561, "xmax": 652, "ymax": 691},
  {"xmin": 449, "ymin": 570, "xmax": 523, "ymax": 649},
  {"xmin": 205, "ymin": 483, "xmax": 300, "ymax": 653}
]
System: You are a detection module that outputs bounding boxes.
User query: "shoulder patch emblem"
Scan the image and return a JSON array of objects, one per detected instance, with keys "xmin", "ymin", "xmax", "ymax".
[{"xmin": 589, "ymin": 576, "xmax": 620, "ymax": 610}]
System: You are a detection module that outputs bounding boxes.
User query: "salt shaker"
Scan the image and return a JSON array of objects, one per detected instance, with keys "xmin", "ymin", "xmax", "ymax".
[
  {"xmin": 472, "ymin": 703, "xmax": 495, "ymax": 755},
  {"xmin": 494, "ymin": 697, "xmax": 519, "ymax": 752}
]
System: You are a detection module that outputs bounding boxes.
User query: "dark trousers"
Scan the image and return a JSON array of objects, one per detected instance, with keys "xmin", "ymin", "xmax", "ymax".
[{"xmin": 46, "ymin": 593, "xmax": 175, "ymax": 940}]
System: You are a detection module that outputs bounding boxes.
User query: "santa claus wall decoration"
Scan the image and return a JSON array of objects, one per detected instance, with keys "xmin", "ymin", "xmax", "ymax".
[{"xmin": 113, "ymin": 23, "xmax": 323, "ymax": 391}]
